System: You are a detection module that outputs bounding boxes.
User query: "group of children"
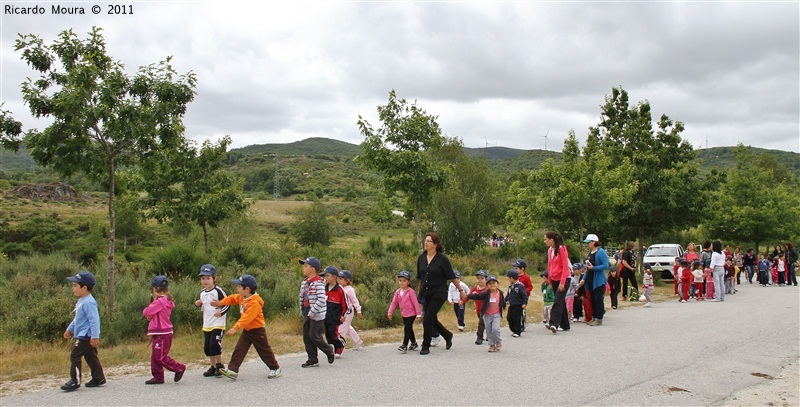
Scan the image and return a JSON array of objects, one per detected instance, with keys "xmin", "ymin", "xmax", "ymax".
[{"xmin": 757, "ymin": 253, "xmax": 792, "ymax": 287}]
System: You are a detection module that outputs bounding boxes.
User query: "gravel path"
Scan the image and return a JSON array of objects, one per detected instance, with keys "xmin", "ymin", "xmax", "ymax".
[{"xmin": 3, "ymin": 282, "xmax": 798, "ymax": 406}]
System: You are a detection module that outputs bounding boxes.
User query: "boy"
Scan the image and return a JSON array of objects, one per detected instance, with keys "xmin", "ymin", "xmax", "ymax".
[
  {"xmin": 679, "ymin": 259, "xmax": 692, "ymax": 302},
  {"xmin": 571, "ymin": 263, "xmax": 586, "ymax": 321},
  {"xmin": 194, "ymin": 264, "xmax": 229, "ymax": 377},
  {"xmin": 757, "ymin": 254, "xmax": 771, "ymax": 287},
  {"xmin": 607, "ymin": 269, "xmax": 621, "ymax": 309},
  {"xmin": 505, "ymin": 269, "xmax": 529, "ymax": 337},
  {"xmin": 298, "ymin": 257, "xmax": 335, "ymax": 367},
  {"xmin": 448, "ymin": 271, "xmax": 470, "ymax": 331},
  {"xmin": 321, "ymin": 266, "xmax": 347, "ymax": 356},
  {"xmin": 61, "ymin": 270, "xmax": 106, "ymax": 391},
  {"xmin": 724, "ymin": 257, "xmax": 735, "ymax": 294},
  {"xmin": 540, "ymin": 272, "xmax": 555, "ymax": 323},
  {"xmin": 641, "ymin": 264, "xmax": 654, "ymax": 307},
  {"xmin": 212, "ymin": 274, "xmax": 281, "ymax": 380},
  {"xmin": 468, "ymin": 270, "xmax": 489, "ymax": 344},
  {"xmin": 512, "ymin": 259, "xmax": 533, "ymax": 331}
]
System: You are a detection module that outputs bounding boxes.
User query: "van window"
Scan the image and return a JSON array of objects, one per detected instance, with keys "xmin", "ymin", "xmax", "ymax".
[{"xmin": 646, "ymin": 247, "xmax": 678, "ymax": 256}]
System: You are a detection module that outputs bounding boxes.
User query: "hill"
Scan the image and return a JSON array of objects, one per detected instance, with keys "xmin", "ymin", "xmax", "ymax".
[
  {"xmin": 695, "ymin": 146, "xmax": 800, "ymax": 175},
  {"xmin": 230, "ymin": 137, "xmax": 361, "ymax": 158},
  {"xmin": 0, "ymin": 146, "xmax": 38, "ymax": 171}
]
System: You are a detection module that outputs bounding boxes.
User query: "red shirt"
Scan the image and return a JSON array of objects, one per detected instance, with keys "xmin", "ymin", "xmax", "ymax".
[
  {"xmin": 517, "ymin": 273, "xmax": 533, "ymax": 296},
  {"xmin": 468, "ymin": 285, "xmax": 487, "ymax": 315}
]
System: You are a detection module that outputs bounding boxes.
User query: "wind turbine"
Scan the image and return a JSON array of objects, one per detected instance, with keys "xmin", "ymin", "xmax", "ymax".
[{"xmin": 541, "ymin": 130, "xmax": 550, "ymax": 151}]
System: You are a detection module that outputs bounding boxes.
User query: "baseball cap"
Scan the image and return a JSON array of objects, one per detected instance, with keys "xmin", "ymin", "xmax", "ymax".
[
  {"xmin": 338, "ymin": 270, "xmax": 353, "ymax": 281},
  {"xmin": 232, "ymin": 274, "xmax": 257, "ymax": 291},
  {"xmin": 475, "ymin": 270, "xmax": 488, "ymax": 277},
  {"xmin": 583, "ymin": 233, "xmax": 599, "ymax": 243},
  {"xmin": 151, "ymin": 275, "xmax": 169, "ymax": 288},
  {"xmin": 512, "ymin": 259, "xmax": 527, "ymax": 268},
  {"xmin": 679, "ymin": 259, "xmax": 690, "ymax": 266},
  {"xmin": 397, "ymin": 270, "xmax": 411, "ymax": 280},
  {"xmin": 299, "ymin": 257, "xmax": 321, "ymax": 271},
  {"xmin": 487, "ymin": 275, "xmax": 499, "ymax": 283},
  {"xmin": 322, "ymin": 266, "xmax": 340, "ymax": 277},
  {"xmin": 67, "ymin": 270, "xmax": 96, "ymax": 288},
  {"xmin": 540, "ymin": 271, "xmax": 549, "ymax": 278},
  {"xmin": 572, "ymin": 262, "xmax": 586, "ymax": 269},
  {"xmin": 643, "ymin": 263, "xmax": 652, "ymax": 270},
  {"xmin": 506, "ymin": 269, "xmax": 519, "ymax": 279},
  {"xmin": 453, "ymin": 270, "xmax": 461, "ymax": 278},
  {"xmin": 198, "ymin": 264, "xmax": 217, "ymax": 276}
]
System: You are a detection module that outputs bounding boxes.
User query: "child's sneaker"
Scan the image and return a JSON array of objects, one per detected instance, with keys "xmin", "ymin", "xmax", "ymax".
[
  {"xmin": 203, "ymin": 366, "xmax": 217, "ymax": 377},
  {"xmin": 353, "ymin": 340, "xmax": 364, "ymax": 350},
  {"xmin": 301, "ymin": 361, "xmax": 319, "ymax": 368},
  {"xmin": 398, "ymin": 345, "xmax": 408, "ymax": 353},
  {"xmin": 267, "ymin": 367, "xmax": 281, "ymax": 379},
  {"xmin": 60, "ymin": 380, "xmax": 80, "ymax": 391},
  {"xmin": 475, "ymin": 338, "xmax": 483, "ymax": 345},
  {"xmin": 511, "ymin": 333, "xmax": 520, "ymax": 337},
  {"xmin": 458, "ymin": 325, "xmax": 464, "ymax": 331},
  {"xmin": 430, "ymin": 336, "xmax": 441, "ymax": 347},
  {"xmin": 144, "ymin": 378, "xmax": 163, "ymax": 385},
  {"xmin": 215, "ymin": 363, "xmax": 225, "ymax": 377},
  {"xmin": 408, "ymin": 342, "xmax": 418, "ymax": 351},
  {"xmin": 488, "ymin": 345, "xmax": 496, "ymax": 352},
  {"xmin": 85, "ymin": 378, "xmax": 106, "ymax": 388},
  {"xmin": 219, "ymin": 368, "xmax": 237, "ymax": 380}
]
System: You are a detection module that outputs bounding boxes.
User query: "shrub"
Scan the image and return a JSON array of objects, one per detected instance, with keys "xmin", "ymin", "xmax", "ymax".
[
  {"xmin": 362, "ymin": 236, "xmax": 385, "ymax": 258},
  {"xmin": 217, "ymin": 244, "xmax": 261, "ymax": 268},
  {"xmin": 292, "ymin": 200, "xmax": 333, "ymax": 247},
  {"xmin": 149, "ymin": 242, "xmax": 206, "ymax": 280}
]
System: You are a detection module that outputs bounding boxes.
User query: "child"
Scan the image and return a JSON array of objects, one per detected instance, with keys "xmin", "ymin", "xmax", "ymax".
[
  {"xmin": 321, "ymin": 266, "xmax": 347, "ymax": 356},
  {"xmin": 142, "ymin": 276, "xmax": 186, "ymax": 385},
  {"xmin": 541, "ymin": 272, "xmax": 555, "ymax": 323},
  {"xmin": 607, "ymin": 269, "xmax": 621, "ymax": 309},
  {"xmin": 724, "ymin": 258, "xmax": 735, "ymax": 295},
  {"xmin": 776, "ymin": 254, "xmax": 787, "ymax": 286},
  {"xmin": 577, "ymin": 268, "xmax": 592, "ymax": 323},
  {"xmin": 512, "ymin": 259, "xmax": 533, "ymax": 331},
  {"xmin": 194, "ymin": 264, "xmax": 229, "ymax": 377},
  {"xmin": 758, "ymin": 254, "xmax": 771, "ymax": 287},
  {"xmin": 61, "ymin": 270, "xmax": 105, "ymax": 391},
  {"xmin": 337, "ymin": 270, "xmax": 363, "ymax": 351},
  {"xmin": 704, "ymin": 260, "xmax": 715, "ymax": 299},
  {"xmin": 212, "ymin": 274, "xmax": 281, "ymax": 380},
  {"xmin": 387, "ymin": 270, "xmax": 422, "ymax": 353},
  {"xmin": 298, "ymin": 257, "xmax": 334, "ymax": 367},
  {"xmin": 768, "ymin": 255, "xmax": 777, "ymax": 285},
  {"xmin": 565, "ymin": 267, "xmax": 578, "ymax": 321},
  {"xmin": 641, "ymin": 264, "xmax": 654, "ymax": 307},
  {"xmin": 571, "ymin": 263, "xmax": 585, "ymax": 322},
  {"xmin": 468, "ymin": 270, "xmax": 489, "ymax": 344},
  {"xmin": 505, "ymin": 269, "xmax": 529, "ymax": 337},
  {"xmin": 448, "ymin": 270, "xmax": 470, "ymax": 331},
  {"xmin": 692, "ymin": 261, "xmax": 704, "ymax": 301},
  {"xmin": 462, "ymin": 275, "xmax": 505, "ymax": 352},
  {"xmin": 679, "ymin": 259, "xmax": 692, "ymax": 303}
]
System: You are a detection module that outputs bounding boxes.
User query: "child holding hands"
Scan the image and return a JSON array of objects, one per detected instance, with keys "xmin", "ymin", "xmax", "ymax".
[
  {"xmin": 388, "ymin": 271, "xmax": 421, "ymax": 353},
  {"xmin": 194, "ymin": 264, "xmax": 228, "ymax": 377},
  {"xmin": 462, "ymin": 275, "xmax": 506, "ymax": 352}
]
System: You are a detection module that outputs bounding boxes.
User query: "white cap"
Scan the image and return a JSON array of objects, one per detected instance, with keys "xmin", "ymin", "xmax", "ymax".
[{"xmin": 583, "ymin": 233, "xmax": 599, "ymax": 243}]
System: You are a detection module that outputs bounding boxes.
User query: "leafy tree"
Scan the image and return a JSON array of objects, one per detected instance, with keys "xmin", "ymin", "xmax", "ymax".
[
  {"xmin": 0, "ymin": 106, "xmax": 23, "ymax": 152},
  {"xmin": 292, "ymin": 199, "xmax": 333, "ymax": 247},
  {"xmin": 705, "ymin": 145, "xmax": 800, "ymax": 250},
  {"xmin": 140, "ymin": 136, "xmax": 249, "ymax": 257},
  {"xmin": 356, "ymin": 90, "xmax": 450, "ymax": 250},
  {"xmin": 14, "ymin": 27, "xmax": 196, "ymax": 309},
  {"xmin": 431, "ymin": 139, "xmax": 505, "ymax": 253},
  {"xmin": 369, "ymin": 192, "xmax": 395, "ymax": 228}
]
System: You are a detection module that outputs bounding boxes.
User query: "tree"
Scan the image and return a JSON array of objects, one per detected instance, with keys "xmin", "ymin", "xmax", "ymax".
[
  {"xmin": 139, "ymin": 136, "xmax": 249, "ymax": 257},
  {"xmin": 430, "ymin": 139, "xmax": 505, "ymax": 253},
  {"xmin": 14, "ymin": 27, "xmax": 196, "ymax": 309},
  {"xmin": 705, "ymin": 145, "xmax": 800, "ymax": 250},
  {"xmin": 356, "ymin": 90, "xmax": 450, "ymax": 250},
  {"xmin": 0, "ymin": 106, "xmax": 23, "ymax": 152},
  {"xmin": 293, "ymin": 199, "xmax": 333, "ymax": 247}
]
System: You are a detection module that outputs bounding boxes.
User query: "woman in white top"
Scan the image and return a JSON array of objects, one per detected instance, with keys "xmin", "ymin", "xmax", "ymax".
[{"xmin": 710, "ymin": 241, "xmax": 727, "ymax": 302}]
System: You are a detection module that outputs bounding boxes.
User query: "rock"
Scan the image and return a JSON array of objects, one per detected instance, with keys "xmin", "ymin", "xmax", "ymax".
[{"xmin": 10, "ymin": 183, "xmax": 78, "ymax": 201}]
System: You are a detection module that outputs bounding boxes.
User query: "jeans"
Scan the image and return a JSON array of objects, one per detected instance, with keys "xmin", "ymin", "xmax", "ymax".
[
  {"xmin": 452, "ymin": 303, "xmax": 465, "ymax": 327},
  {"xmin": 713, "ymin": 267, "xmax": 725, "ymax": 301},
  {"xmin": 745, "ymin": 265, "xmax": 755, "ymax": 283},
  {"xmin": 483, "ymin": 313, "xmax": 501, "ymax": 346},
  {"xmin": 789, "ymin": 263, "xmax": 798, "ymax": 286},
  {"xmin": 643, "ymin": 286, "xmax": 653, "ymax": 303}
]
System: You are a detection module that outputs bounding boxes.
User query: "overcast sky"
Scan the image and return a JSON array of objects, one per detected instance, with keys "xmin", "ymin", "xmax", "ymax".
[{"xmin": 2, "ymin": 2, "xmax": 798, "ymax": 154}]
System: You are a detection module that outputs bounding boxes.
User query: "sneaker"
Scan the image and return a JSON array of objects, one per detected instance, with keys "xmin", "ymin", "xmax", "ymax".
[
  {"xmin": 475, "ymin": 339, "xmax": 483, "ymax": 345},
  {"xmin": 215, "ymin": 364, "xmax": 225, "ymax": 377},
  {"xmin": 60, "ymin": 380, "xmax": 80, "ymax": 391},
  {"xmin": 353, "ymin": 340, "xmax": 364, "ymax": 350},
  {"xmin": 430, "ymin": 336, "xmax": 441, "ymax": 347},
  {"xmin": 174, "ymin": 370, "xmax": 184, "ymax": 383},
  {"xmin": 542, "ymin": 320, "xmax": 548, "ymax": 324},
  {"xmin": 572, "ymin": 317, "xmax": 579, "ymax": 322},
  {"xmin": 398, "ymin": 345, "xmax": 408, "ymax": 353},
  {"xmin": 203, "ymin": 366, "xmax": 217, "ymax": 377},
  {"xmin": 219, "ymin": 368, "xmax": 237, "ymax": 380},
  {"xmin": 488, "ymin": 345, "xmax": 496, "ymax": 352},
  {"xmin": 511, "ymin": 333, "xmax": 520, "ymax": 337},
  {"xmin": 301, "ymin": 361, "xmax": 319, "ymax": 368},
  {"xmin": 409, "ymin": 342, "xmax": 418, "ymax": 351},
  {"xmin": 458, "ymin": 325, "xmax": 465, "ymax": 331},
  {"xmin": 644, "ymin": 302, "xmax": 652, "ymax": 307},
  {"xmin": 85, "ymin": 378, "xmax": 106, "ymax": 388},
  {"xmin": 145, "ymin": 378, "xmax": 163, "ymax": 385},
  {"xmin": 419, "ymin": 347, "xmax": 430, "ymax": 355},
  {"xmin": 593, "ymin": 319, "xmax": 603, "ymax": 326},
  {"xmin": 547, "ymin": 325, "xmax": 557, "ymax": 334},
  {"xmin": 335, "ymin": 347, "xmax": 344, "ymax": 355},
  {"xmin": 267, "ymin": 368, "xmax": 281, "ymax": 379},
  {"xmin": 612, "ymin": 306, "xmax": 617, "ymax": 310},
  {"xmin": 327, "ymin": 345, "xmax": 335, "ymax": 364}
]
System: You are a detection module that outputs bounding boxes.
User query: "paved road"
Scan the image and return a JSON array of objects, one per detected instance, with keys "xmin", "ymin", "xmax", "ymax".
[{"xmin": 3, "ymin": 283, "xmax": 798, "ymax": 406}]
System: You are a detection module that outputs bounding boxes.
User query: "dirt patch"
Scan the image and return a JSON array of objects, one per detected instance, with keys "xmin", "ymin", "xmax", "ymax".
[{"xmin": 723, "ymin": 361, "xmax": 799, "ymax": 407}]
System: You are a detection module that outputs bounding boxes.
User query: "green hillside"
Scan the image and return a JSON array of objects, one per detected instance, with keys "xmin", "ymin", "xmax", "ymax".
[
  {"xmin": 695, "ymin": 146, "xmax": 800, "ymax": 175},
  {"xmin": 230, "ymin": 137, "xmax": 361, "ymax": 158},
  {"xmin": 0, "ymin": 146, "xmax": 38, "ymax": 171}
]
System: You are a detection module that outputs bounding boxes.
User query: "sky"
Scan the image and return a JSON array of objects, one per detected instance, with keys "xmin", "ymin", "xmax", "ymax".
[{"xmin": 1, "ymin": 1, "xmax": 798, "ymax": 154}]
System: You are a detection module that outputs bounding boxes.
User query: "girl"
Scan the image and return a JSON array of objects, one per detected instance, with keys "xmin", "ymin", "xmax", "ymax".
[
  {"xmin": 387, "ymin": 271, "xmax": 421, "ymax": 353},
  {"xmin": 337, "ymin": 270, "xmax": 363, "ymax": 351},
  {"xmin": 691, "ymin": 261, "xmax": 704, "ymax": 301},
  {"xmin": 570, "ymin": 263, "xmax": 585, "ymax": 321},
  {"xmin": 194, "ymin": 264, "xmax": 228, "ymax": 377},
  {"xmin": 641, "ymin": 264, "xmax": 655, "ymax": 307},
  {"xmin": 704, "ymin": 260, "xmax": 715, "ymax": 299},
  {"xmin": 143, "ymin": 276, "xmax": 185, "ymax": 385},
  {"xmin": 462, "ymin": 275, "xmax": 505, "ymax": 352}
]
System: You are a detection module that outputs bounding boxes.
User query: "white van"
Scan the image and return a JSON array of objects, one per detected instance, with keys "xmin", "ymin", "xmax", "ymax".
[{"xmin": 643, "ymin": 244, "xmax": 685, "ymax": 280}]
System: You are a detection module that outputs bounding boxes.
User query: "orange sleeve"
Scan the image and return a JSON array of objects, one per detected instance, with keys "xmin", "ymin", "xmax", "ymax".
[{"xmin": 218, "ymin": 294, "xmax": 241, "ymax": 306}]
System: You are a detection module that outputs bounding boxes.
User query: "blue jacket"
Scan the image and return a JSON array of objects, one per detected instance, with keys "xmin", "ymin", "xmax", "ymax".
[
  {"xmin": 67, "ymin": 294, "xmax": 101, "ymax": 340},
  {"xmin": 588, "ymin": 248, "xmax": 609, "ymax": 290}
]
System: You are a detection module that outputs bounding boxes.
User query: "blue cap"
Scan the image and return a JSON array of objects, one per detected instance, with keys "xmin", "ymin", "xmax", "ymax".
[
  {"xmin": 232, "ymin": 274, "xmax": 257, "ymax": 291},
  {"xmin": 453, "ymin": 270, "xmax": 461, "ymax": 278},
  {"xmin": 322, "ymin": 266, "xmax": 340, "ymax": 277},
  {"xmin": 679, "ymin": 259, "xmax": 690, "ymax": 266},
  {"xmin": 299, "ymin": 257, "xmax": 321, "ymax": 271},
  {"xmin": 540, "ymin": 271, "xmax": 549, "ymax": 278},
  {"xmin": 397, "ymin": 270, "xmax": 411, "ymax": 280},
  {"xmin": 572, "ymin": 263, "xmax": 586, "ymax": 269},
  {"xmin": 506, "ymin": 269, "xmax": 519, "ymax": 279},
  {"xmin": 475, "ymin": 270, "xmax": 488, "ymax": 277},
  {"xmin": 67, "ymin": 270, "xmax": 96, "ymax": 288},
  {"xmin": 151, "ymin": 275, "xmax": 169, "ymax": 288},
  {"xmin": 642, "ymin": 263, "xmax": 652, "ymax": 270},
  {"xmin": 338, "ymin": 270, "xmax": 353, "ymax": 281},
  {"xmin": 199, "ymin": 264, "xmax": 217, "ymax": 276},
  {"xmin": 487, "ymin": 275, "xmax": 499, "ymax": 283},
  {"xmin": 512, "ymin": 259, "xmax": 527, "ymax": 268}
]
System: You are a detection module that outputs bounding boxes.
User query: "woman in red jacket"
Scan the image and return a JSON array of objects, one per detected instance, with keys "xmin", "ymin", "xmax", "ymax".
[{"xmin": 544, "ymin": 231, "xmax": 572, "ymax": 334}]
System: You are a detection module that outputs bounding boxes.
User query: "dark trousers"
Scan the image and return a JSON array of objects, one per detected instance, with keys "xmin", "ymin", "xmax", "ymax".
[
  {"xmin": 759, "ymin": 269, "xmax": 769, "ymax": 285},
  {"xmin": 591, "ymin": 286, "xmax": 605, "ymax": 321},
  {"xmin": 422, "ymin": 292, "xmax": 451, "ymax": 349},
  {"xmin": 150, "ymin": 334, "xmax": 185, "ymax": 382},
  {"xmin": 549, "ymin": 281, "xmax": 571, "ymax": 330},
  {"xmin": 573, "ymin": 294, "xmax": 583, "ymax": 318},
  {"xmin": 69, "ymin": 339, "xmax": 104, "ymax": 384},
  {"xmin": 452, "ymin": 303, "xmax": 465, "ymax": 326},
  {"xmin": 621, "ymin": 269, "xmax": 638, "ymax": 297},
  {"xmin": 325, "ymin": 322, "xmax": 345, "ymax": 351},
  {"xmin": 789, "ymin": 264, "xmax": 798, "ymax": 286},
  {"xmin": 610, "ymin": 289, "xmax": 619, "ymax": 308},
  {"xmin": 778, "ymin": 270, "xmax": 786, "ymax": 285},
  {"xmin": 402, "ymin": 316, "xmax": 417, "ymax": 346},
  {"xmin": 507, "ymin": 305, "xmax": 523, "ymax": 334},
  {"xmin": 476, "ymin": 313, "xmax": 485, "ymax": 340},
  {"xmin": 303, "ymin": 316, "xmax": 332, "ymax": 363},
  {"xmin": 228, "ymin": 327, "xmax": 279, "ymax": 372}
]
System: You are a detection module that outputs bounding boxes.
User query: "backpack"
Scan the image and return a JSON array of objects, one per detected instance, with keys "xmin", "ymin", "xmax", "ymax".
[{"xmin": 627, "ymin": 286, "xmax": 639, "ymax": 301}]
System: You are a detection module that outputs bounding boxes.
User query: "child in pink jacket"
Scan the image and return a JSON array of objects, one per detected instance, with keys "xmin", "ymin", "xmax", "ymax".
[
  {"xmin": 387, "ymin": 271, "xmax": 421, "ymax": 354},
  {"xmin": 142, "ymin": 276, "xmax": 185, "ymax": 385},
  {"xmin": 337, "ymin": 270, "xmax": 363, "ymax": 352}
]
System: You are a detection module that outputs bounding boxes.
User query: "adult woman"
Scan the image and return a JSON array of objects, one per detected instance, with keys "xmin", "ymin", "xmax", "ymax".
[
  {"xmin": 772, "ymin": 245, "xmax": 784, "ymax": 259},
  {"xmin": 583, "ymin": 234, "xmax": 608, "ymax": 326},
  {"xmin": 544, "ymin": 231, "xmax": 571, "ymax": 333},
  {"xmin": 786, "ymin": 242, "xmax": 798, "ymax": 287},
  {"xmin": 684, "ymin": 242, "xmax": 700, "ymax": 263},
  {"xmin": 710, "ymin": 241, "xmax": 726, "ymax": 302},
  {"xmin": 743, "ymin": 248, "xmax": 757, "ymax": 284},
  {"xmin": 619, "ymin": 241, "xmax": 638, "ymax": 300},
  {"xmin": 416, "ymin": 232, "xmax": 462, "ymax": 355}
]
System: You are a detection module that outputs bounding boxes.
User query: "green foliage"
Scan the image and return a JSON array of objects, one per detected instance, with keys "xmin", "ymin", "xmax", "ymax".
[
  {"xmin": 0, "ymin": 106, "xmax": 23, "ymax": 152},
  {"xmin": 292, "ymin": 200, "xmax": 333, "ymax": 247},
  {"xmin": 216, "ymin": 244, "xmax": 261, "ymax": 268},
  {"xmin": 149, "ymin": 242, "xmax": 206, "ymax": 280}
]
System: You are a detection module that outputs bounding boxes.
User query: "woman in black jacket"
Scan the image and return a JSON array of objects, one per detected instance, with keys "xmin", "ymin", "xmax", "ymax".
[{"xmin": 417, "ymin": 232, "xmax": 464, "ymax": 354}]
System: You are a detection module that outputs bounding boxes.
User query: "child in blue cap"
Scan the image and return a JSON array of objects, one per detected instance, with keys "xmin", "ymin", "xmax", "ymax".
[
  {"xmin": 142, "ymin": 275, "xmax": 186, "ymax": 384},
  {"xmin": 61, "ymin": 270, "xmax": 105, "ymax": 391}
]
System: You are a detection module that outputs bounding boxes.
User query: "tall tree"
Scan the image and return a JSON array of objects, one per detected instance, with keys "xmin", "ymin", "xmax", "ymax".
[
  {"xmin": 15, "ymin": 27, "xmax": 196, "ymax": 309},
  {"xmin": 356, "ymin": 90, "xmax": 450, "ymax": 250},
  {"xmin": 140, "ymin": 136, "xmax": 249, "ymax": 257},
  {"xmin": 0, "ymin": 106, "xmax": 23, "ymax": 152}
]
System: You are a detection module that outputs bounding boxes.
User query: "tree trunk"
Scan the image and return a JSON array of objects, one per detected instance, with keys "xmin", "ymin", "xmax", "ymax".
[
  {"xmin": 107, "ymin": 157, "xmax": 116, "ymax": 312},
  {"xmin": 637, "ymin": 227, "xmax": 645, "ymax": 276},
  {"xmin": 202, "ymin": 222, "xmax": 210, "ymax": 259},
  {"xmin": 415, "ymin": 203, "xmax": 423, "ymax": 252}
]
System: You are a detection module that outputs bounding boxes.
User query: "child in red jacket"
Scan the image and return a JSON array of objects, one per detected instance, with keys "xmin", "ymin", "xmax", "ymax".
[
  {"xmin": 322, "ymin": 266, "xmax": 348, "ymax": 356},
  {"xmin": 679, "ymin": 260, "xmax": 692, "ymax": 303}
]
